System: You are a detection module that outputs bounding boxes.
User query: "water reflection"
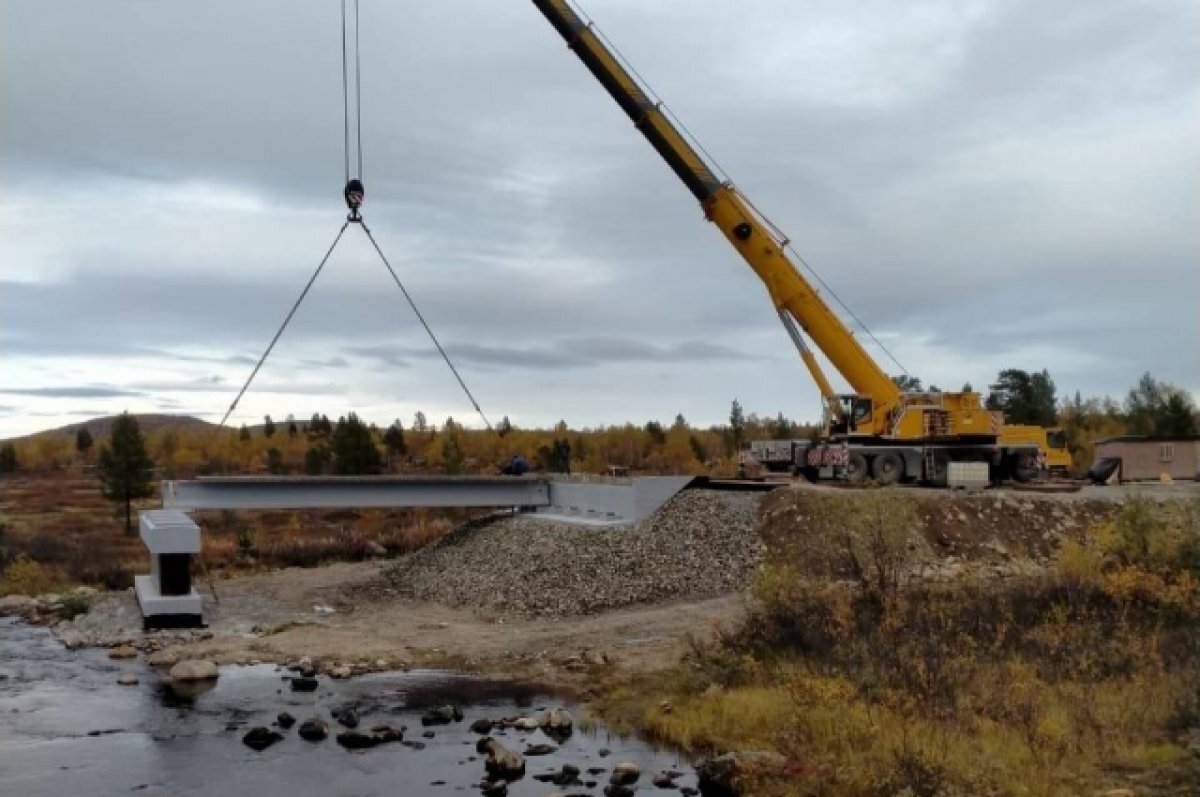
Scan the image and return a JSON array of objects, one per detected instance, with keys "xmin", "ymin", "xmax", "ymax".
[{"xmin": 0, "ymin": 619, "xmax": 699, "ymax": 796}]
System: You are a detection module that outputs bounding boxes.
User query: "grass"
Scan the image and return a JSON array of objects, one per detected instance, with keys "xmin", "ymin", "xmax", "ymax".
[
  {"xmin": 0, "ymin": 472, "xmax": 469, "ymax": 593},
  {"xmin": 594, "ymin": 493, "xmax": 1200, "ymax": 796}
]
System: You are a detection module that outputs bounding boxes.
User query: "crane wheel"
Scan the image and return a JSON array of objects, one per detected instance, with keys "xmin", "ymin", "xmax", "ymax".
[
  {"xmin": 1012, "ymin": 453, "xmax": 1038, "ymax": 483},
  {"xmin": 845, "ymin": 452, "xmax": 868, "ymax": 482},
  {"xmin": 872, "ymin": 451, "xmax": 903, "ymax": 485}
]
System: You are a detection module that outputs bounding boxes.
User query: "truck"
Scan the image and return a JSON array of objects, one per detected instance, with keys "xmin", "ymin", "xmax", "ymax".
[{"xmin": 533, "ymin": 0, "xmax": 1046, "ymax": 485}]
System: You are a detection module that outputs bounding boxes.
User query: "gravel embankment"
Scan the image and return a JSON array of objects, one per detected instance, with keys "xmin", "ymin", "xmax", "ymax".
[{"xmin": 374, "ymin": 490, "xmax": 764, "ymax": 618}]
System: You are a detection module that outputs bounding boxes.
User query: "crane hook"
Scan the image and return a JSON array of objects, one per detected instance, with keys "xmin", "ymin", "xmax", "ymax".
[{"xmin": 344, "ymin": 178, "xmax": 365, "ymax": 221}]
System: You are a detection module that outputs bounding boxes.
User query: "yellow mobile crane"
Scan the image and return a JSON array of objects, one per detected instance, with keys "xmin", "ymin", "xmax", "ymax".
[{"xmin": 532, "ymin": 0, "xmax": 1041, "ymax": 484}]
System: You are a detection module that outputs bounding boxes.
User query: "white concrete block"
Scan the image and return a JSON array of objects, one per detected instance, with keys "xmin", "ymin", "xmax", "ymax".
[
  {"xmin": 139, "ymin": 510, "xmax": 200, "ymax": 555},
  {"xmin": 135, "ymin": 574, "xmax": 202, "ymax": 616},
  {"xmin": 948, "ymin": 461, "xmax": 990, "ymax": 491}
]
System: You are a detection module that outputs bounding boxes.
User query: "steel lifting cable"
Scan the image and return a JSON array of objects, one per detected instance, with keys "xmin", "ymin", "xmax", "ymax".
[
  {"xmin": 216, "ymin": 0, "xmax": 493, "ymax": 432},
  {"xmin": 217, "ymin": 222, "xmax": 350, "ymax": 429},
  {"xmin": 569, "ymin": 0, "xmax": 910, "ymax": 376},
  {"xmin": 341, "ymin": 0, "xmax": 351, "ymax": 183},
  {"xmin": 360, "ymin": 221, "xmax": 493, "ymax": 431}
]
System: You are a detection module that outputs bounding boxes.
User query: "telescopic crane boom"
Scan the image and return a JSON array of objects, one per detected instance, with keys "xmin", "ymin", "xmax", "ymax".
[
  {"xmin": 533, "ymin": 0, "xmax": 1033, "ymax": 483},
  {"xmin": 533, "ymin": 1, "xmax": 903, "ymax": 423}
]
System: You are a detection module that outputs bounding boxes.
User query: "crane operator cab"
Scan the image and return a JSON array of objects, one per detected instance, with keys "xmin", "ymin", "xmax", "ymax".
[{"xmin": 828, "ymin": 394, "xmax": 873, "ymax": 436}]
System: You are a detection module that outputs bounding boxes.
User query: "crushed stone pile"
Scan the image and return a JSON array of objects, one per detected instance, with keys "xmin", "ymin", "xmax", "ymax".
[{"xmin": 374, "ymin": 489, "xmax": 764, "ymax": 618}]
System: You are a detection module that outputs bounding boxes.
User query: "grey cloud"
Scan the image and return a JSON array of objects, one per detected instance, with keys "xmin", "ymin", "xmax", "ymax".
[
  {"xmin": 345, "ymin": 345, "xmax": 411, "ymax": 368},
  {"xmin": 126, "ymin": 377, "xmax": 345, "ymax": 397},
  {"xmin": 0, "ymin": 386, "xmax": 144, "ymax": 398},
  {"xmin": 1, "ymin": 0, "xmax": 1195, "ymax": 437},
  {"xmin": 348, "ymin": 337, "xmax": 757, "ymax": 371},
  {"xmin": 300, "ymin": 356, "xmax": 350, "ymax": 369}
]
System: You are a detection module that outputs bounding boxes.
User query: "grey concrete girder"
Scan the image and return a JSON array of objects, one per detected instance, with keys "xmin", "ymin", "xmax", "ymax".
[{"xmin": 160, "ymin": 476, "xmax": 551, "ymax": 511}]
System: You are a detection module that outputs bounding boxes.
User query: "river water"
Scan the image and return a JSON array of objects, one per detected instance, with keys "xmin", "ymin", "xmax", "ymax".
[{"xmin": 0, "ymin": 618, "xmax": 699, "ymax": 796}]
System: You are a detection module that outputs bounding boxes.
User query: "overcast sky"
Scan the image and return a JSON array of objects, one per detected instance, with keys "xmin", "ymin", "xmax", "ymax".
[{"xmin": 2, "ymin": 0, "xmax": 1197, "ymax": 438}]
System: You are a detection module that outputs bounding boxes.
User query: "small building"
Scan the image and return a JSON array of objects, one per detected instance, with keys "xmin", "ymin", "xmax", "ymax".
[{"xmin": 1093, "ymin": 436, "xmax": 1200, "ymax": 482}]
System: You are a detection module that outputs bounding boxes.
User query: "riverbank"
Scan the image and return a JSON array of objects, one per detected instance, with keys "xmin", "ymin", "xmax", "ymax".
[
  {"xmin": 44, "ymin": 560, "xmax": 748, "ymax": 687},
  {"xmin": 0, "ymin": 618, "xmax": 702, "ymax": 797},
  {"xmin": 593, "ymin": 491, "xmax": 1200, "ymax": 796},
  {"xmin": 8, "ymin": 483, "xmax": 1198, "ymax": 795}
]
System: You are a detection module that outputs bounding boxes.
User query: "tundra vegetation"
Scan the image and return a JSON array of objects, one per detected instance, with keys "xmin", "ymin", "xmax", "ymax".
[
  {"xmin": 0, "ymin": 368, "xmax": 1196, "ymax": 594},
  {"xmin": 599, "ymin": 492, "xmax": 1200, "ymax": 796}
]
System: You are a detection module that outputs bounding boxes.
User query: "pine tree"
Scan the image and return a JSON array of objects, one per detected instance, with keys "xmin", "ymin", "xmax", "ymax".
[
  {"xmin": 727, "ymin": 399, "xmax": 746, "ymax": 455},
  {"xmin": 239, "ymin": 424, "xmax": 251, "ymax": 442},
  {"xmin": 75, "ymin": 427, "xmax": 94, "ymax": 457},
  {"xmin": 987, "ymin": 369, "xmax": 1057, "ymax": 426},
  {"xmin": 0, "ymin": 443, "xmax": 17, "ymax": 473},
  {"xmin": 265, "ymin": 447, "xmax": 285, "ymax": 474},
  {"xmin": 303, "ymin": 445, "xmax": 328, "ymax": 475},
  {"xmin": 441, "ymin": 428, "xmax": 466, "ymax": 475},
  {"xmin": 331, "ymin": 413, "xmax": 382, "ymax": 475},
  {"xmin": 497, "ymin": 416, "xmax": 513, "ymax": 438},
  {"xmin": 96, "ymin": 412, "xmax": 155, "ymax": 536},
  {"xmin": 263, "ymin": 415, "xmax": 276, "ymax": 438},
  {"xmin": 383, "ymin": 421, "xmax": 408, "ymax": 458}
]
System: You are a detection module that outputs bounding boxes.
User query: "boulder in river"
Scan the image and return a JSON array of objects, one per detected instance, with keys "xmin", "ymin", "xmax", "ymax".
[
  {"xmin": 476, "ymin": 737, "xmax": 525, "ymax": 780},
  {"xmin": 336, "ymin": 730, "xmax": 380, "ymax": 750},
  {"xmin": 539, "ymin": 707, "xmax": 573, "ymax": 731},
  {"xmin": 333, "ymin": 707, "xmax": 359, "ymax": 728},
  {"xmin": 290, "ymin": 676, "xmax": 319, "ymax": 692},
  {"xmin": 532, "ymin": 764, "xmax": 581, "ymax": 786},
  {"xmin": 539, "ymin": 706, "xmax": 574, "ymax": 742},
  {"xmin": 610, "ymin": 762, "xmax": 641, "ymax": 785},
  {"xmin": 469, "ymin": 718, "xmax": 495, "ymax": 734},
  {"xmin": 243, "ymin": 726, "xmax": 284, "ymax": 751},
  {"xmin": 116, "ymin": 673, "xmax": 139, "ymax": 686},
  {"xmin": 146, "ymin": 649, "xmax": 180, "ymax": 667},
  {"xmin": 276, "ymin": 712, "xmax": 296, "ymax": 729},
  {"xmin": 0, "ymin": 595, "xmax": 37, "ymax": 618},
  {"xmin": 169, "ymin": 660, "xmax": 219, "ymax": 682},
  {"xmin": 652, "ymin": 771, "xmax": 680, "ymax": 789},
  {"xmin": 480, "ymin": 781, "xmax": 507, "ymax": 797},
  {"xmin": 107, "ymin": 645, "xmax": 137, "ymax": 660},
  {"xmin": 370, "ymin": 724, "xmax": 403, "ymax": 743},
  {"xmin": 523, "ymin": 743, "xmax": 556, "ymax": 756},
  {"xmin": 422, "ymin": 704, "xmax": 464, "ymax": 725},
  {"xmin": 695, "ymin": 751, "xmax": 788, "ymax": 797},
  {"xmin": 298, "ymin": 718, "xmax": 329, "ymax": 742}
]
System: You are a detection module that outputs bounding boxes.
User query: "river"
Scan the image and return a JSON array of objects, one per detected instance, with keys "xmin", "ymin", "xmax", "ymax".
[{"xmin": 0, "ymin": 618, "xmax": 700, "ymax": 796}]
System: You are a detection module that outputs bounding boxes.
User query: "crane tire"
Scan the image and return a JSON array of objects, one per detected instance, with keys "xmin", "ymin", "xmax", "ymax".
[
  {"xmin": 1012, "ymin": 453, "xmax": 1038, "ymax": 483},
  {"xmin": 872, "ymin": 451, "xmax": 903, "ymax": 485},
  {"xmin": 845, "ymin": 452, "xmax": 868, "ymax": 482}
]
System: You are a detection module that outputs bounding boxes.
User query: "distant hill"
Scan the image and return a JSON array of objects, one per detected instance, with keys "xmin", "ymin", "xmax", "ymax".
[{"xmin": 2, "ymin": 414, "xmax": 218, "ymax": 443}]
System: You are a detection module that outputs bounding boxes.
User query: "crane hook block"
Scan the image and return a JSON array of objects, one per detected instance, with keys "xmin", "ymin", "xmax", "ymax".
[{"xmin": 344, "ymin": 179, "xmax": 365, "ymax": 220}]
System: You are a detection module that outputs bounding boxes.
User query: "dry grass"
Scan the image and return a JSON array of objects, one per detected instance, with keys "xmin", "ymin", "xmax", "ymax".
[
  {"xmin": 0, "ymin": 472, "xmax": 466, "ymax": 592},
  {"xmin": 595, "ymin": 493, "xmax": 1200, "ymax": 797}
]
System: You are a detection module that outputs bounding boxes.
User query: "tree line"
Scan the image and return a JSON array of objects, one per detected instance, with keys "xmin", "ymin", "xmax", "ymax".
[{"xmin": 2, "ymin": 370, "xmax": 1195, "ymax": 482}]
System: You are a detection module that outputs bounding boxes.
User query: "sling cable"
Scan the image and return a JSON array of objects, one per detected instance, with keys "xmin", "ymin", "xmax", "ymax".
[{"xmin": 218, "ymin": 0, "xmax": 493, "ymax": 432}]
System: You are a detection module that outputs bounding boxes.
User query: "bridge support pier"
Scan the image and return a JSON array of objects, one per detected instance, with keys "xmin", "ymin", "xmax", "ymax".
[{"xmin": 136, "ymin": 510, "xmax": 204, "ymax": 630}]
